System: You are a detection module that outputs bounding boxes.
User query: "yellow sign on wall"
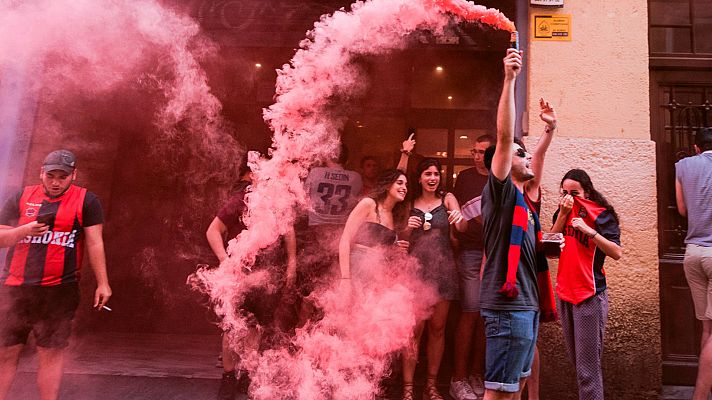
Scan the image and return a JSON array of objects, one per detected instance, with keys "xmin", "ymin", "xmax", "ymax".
[{"xmin": 532, "ymin": 14, "xmax": 572, "ymax": 41}]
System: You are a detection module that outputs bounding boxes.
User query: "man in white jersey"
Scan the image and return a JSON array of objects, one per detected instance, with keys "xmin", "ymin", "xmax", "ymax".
[
  {"xmin": 297, "ymin": 143, "xmax": 362, "ymax": 324},
  {"xmin": 304, "ymin": 145, "xmax": 363, "ymax": 227}
]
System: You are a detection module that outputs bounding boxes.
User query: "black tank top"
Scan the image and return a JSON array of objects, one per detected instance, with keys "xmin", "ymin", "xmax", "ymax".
[{"xmin": 353, "ymin": 222, "xmax": 396, "ymax": 248}]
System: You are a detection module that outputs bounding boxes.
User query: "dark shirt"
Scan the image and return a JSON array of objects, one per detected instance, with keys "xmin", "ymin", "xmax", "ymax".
[
  {"xmin": 216, "ymin": 189, "xmax": 248, "ymax": 246},
  {"xmin": 215, "ymin": 185, "xmax": 285, "ymax": 266},
  {"xmin": 0, "ymin": 191, "xmax": 103, "ymax": 228},
  {"xmin": 453, "ymin": 167, "xmax": 489, "ymax": 250},
  {"xmin": 481, "ymin": 173, "xmax": 538, "ymax": 311}
]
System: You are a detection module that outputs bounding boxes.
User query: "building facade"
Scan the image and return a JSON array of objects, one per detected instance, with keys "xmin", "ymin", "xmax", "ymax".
[{"xmin": 527, "ymin": 1, "xmax": 660, "ymax": 398}]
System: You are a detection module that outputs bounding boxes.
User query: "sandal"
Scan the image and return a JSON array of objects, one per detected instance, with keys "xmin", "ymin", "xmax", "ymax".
[
  {"xmin": 402, "ymin": 383, "xmax": 414, "ymax": 400},
  {"xmin": 423, "ymin": 379, "xmax": 444, "ymax": 400}
]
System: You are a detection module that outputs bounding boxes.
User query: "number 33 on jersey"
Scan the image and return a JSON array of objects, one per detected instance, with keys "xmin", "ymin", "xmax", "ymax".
[{"xmin": 305, "ymin": 167, "xmax": 363, "ymax": 226}]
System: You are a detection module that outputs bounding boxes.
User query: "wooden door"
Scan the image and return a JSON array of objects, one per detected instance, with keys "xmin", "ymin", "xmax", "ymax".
[{"xmin": 652, "ymin": 70, "xmax": 712, "ymax": 385}]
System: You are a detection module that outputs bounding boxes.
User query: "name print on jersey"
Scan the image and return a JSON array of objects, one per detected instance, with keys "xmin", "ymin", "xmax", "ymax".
[
  {"xmin": 323, "ymin": 171, "xmax": 352, "ymax": 181},
  {"xmin": 564, "ymin": 225, "xmax": 590, "ymax": 247},
  {"xmin": 19, "ymin": 229, "xmax": 78, "ymax": 248}
]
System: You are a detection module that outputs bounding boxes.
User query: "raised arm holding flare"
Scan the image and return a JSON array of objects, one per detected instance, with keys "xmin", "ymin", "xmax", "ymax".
[{"xmin": 490, "ymin": 48, "xmax": 522, "ymax": 183}]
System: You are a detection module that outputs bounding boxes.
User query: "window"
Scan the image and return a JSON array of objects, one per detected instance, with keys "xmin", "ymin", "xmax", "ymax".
[{"xmin": 649, "ymin": 0, "xmax": 712, "ymax": 55}]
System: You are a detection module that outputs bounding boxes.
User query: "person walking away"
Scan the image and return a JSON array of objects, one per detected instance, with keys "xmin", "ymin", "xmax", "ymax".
[{"xmin": 675, "ymin": 127, "xmax": 712, "ymax": 400}]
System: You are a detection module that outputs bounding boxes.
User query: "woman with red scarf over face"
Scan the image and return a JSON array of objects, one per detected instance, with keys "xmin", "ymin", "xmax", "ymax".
[{"xmin": 551, "ymin": 169, "xmax": 622, "ymax": 400}]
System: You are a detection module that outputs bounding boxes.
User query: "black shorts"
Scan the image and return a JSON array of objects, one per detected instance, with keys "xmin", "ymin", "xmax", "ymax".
[{"xmin": 0, "ymin": 283, "xmax": 80, "ymax": 348}]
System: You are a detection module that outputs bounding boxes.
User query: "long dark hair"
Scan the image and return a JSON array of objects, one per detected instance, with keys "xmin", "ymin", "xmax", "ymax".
[
  {"xmin": 369, "ymin": 168, "xmax": 408, "ymax": 229},
  {"xmin": 411, "ymin": 158, "xmax": 445, "ymax": 200},
  {"xmin": 561, "ymin": 169, "xmax": 619, "ymax": 223}
]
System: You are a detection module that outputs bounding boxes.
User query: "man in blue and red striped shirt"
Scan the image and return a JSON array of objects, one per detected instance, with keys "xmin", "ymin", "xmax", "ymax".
[{"xmin": 0, "ymin": 149, "xmax": 111, "ymax": 400}]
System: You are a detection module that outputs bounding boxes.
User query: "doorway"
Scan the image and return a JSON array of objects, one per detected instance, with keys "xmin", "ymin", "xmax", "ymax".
[{"xmin": 649, "ymin": 0, "xmax": 712, "ymax": 385}]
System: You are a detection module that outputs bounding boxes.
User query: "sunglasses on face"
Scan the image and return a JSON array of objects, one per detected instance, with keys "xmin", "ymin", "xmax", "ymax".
[{"xmin": 514, "ymin": 148, "xmax": 527, "ymax": 158}]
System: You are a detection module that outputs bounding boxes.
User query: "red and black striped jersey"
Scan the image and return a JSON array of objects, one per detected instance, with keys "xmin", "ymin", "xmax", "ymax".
[{"xmin": 1, "ymin": 184, "xmax": 103, "ymax": 286}]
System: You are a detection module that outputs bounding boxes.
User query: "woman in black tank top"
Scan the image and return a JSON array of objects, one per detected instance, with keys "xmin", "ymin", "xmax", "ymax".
[
  {"xmin": 339, "ymin": 169, "xmax": 409, "ymax": 282},
  {"xmin": 336, "ymin": 169, "xmax": 410, "ymax": 396}
]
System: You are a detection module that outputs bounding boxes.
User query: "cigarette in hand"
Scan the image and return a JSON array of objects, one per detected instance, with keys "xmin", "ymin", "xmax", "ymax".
[{"xmin": 102, "ymin": 305, "xmax": 112, "ymax": 312}]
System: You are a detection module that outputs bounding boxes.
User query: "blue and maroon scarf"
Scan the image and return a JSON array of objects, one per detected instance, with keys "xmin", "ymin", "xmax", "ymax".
[{"xmin": 499, "ymin": 188, "xmax": 558, "ymax": 322}]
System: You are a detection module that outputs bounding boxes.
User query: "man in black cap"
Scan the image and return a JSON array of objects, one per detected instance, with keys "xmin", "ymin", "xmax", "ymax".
[{"xmin": 0, "ymin": 149, "xmax": 111, "ymax": 400}]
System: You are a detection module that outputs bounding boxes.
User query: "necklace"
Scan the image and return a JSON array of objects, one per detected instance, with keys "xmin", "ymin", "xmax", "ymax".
[{"xmin": 422, "ymin": 200, "xmax": 439, "ymax": 212}]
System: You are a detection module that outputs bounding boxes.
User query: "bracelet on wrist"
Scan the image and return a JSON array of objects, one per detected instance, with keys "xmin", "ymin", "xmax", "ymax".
[
  {"xmin": 400, "ymin": 148, "xmax": 411, "ymax": 156},
  {"xmin": 544, "ymin": 124, "xmax": 557, "ymax": 133},
  {"xmin": 590, "ymin": 232, "xmax": 598, "ymax": 239}
]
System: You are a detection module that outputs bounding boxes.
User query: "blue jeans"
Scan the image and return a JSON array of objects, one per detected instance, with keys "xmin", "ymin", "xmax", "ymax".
[{"xmin": 481, "ymin": 309, "xmax": 539, "ymax": 393}]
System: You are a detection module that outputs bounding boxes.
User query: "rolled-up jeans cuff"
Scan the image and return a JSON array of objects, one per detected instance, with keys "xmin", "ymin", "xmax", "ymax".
[{"xmin": 484, "ymin": 380, "xmax": 520, "ymax": 393}]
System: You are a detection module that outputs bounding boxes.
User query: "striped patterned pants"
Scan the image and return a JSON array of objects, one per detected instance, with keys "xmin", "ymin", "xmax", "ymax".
[{"xmin": 558, "ymin": 290, "xmax": 609, "ymax": 400}]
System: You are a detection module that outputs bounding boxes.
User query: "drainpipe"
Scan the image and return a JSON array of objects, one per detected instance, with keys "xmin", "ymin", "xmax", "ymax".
[{"xmin": 515, "ymin": 0, "xmax": 529, "ymax": 138}]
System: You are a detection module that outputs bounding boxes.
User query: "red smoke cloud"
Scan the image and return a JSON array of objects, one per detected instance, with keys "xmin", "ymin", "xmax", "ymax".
[{"xmin": 0, "ymin": 0, "xmax": 241, "ymax": 179}]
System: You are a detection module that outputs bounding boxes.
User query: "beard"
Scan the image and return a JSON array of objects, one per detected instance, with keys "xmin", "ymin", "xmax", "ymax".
[{"xmin": 512, "ymin": 167, "xmax": 535, "ymax": 183}]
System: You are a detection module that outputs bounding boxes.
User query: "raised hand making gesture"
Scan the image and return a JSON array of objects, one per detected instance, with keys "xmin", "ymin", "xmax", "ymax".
[{"xmin": 539, "ymin": 97, "xmax": 557, "ymax": 131}]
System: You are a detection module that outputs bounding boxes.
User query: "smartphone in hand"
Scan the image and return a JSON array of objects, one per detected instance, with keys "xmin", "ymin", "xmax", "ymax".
[{"xmin": 36, "ymin": 207, "xmax": 56, "ymax": 228}]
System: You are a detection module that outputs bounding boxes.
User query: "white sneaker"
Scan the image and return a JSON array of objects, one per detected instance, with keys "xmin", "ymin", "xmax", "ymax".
[
  {"xmin": 469, "ymin": 375, "xmax": 485, "ymax": 398},
  {"xmin": 449, "ymin": 379, "xmax": 477, "ymax": 400}
]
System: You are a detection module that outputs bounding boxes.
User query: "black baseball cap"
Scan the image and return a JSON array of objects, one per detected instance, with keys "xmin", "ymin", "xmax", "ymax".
[{"xmin": 43, "ymin": 150, "xmax": 77, "ymax": 173}]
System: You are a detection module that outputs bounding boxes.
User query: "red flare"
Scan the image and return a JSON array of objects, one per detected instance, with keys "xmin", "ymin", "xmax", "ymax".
[{"xmin": 426, "ymin": 0, "xmax": 516, "ymax": 32}]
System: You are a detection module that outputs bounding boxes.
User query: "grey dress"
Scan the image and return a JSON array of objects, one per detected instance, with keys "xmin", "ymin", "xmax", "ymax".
[{"xmin": 409, "ymin": 199, "xmax": 459, "ymax": 300}]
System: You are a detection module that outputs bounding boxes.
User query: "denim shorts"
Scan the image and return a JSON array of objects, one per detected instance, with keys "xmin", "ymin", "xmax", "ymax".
[
  {"xmin": 457, "ymin": 249, "xmax": 483, "ymax": 312},
  {"xmin": 481, "ymin": 309, "xmax": 539, "ymax": 393}
]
